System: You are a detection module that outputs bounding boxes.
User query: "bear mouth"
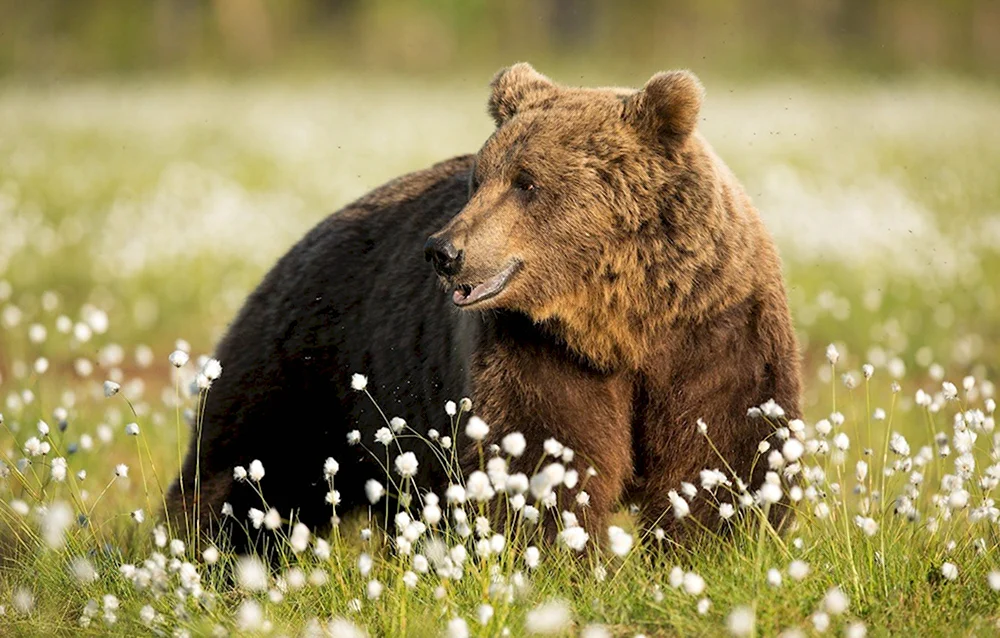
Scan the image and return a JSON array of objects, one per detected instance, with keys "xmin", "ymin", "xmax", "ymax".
[{"xmin": 452, "ymin": 261, "xmax": 521, "ymax": 307}]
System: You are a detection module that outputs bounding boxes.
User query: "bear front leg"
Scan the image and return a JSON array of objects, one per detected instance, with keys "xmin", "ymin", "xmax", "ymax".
[{"xmin": 464, "ymin": 342, "xmax": 634, "ymax": 549}]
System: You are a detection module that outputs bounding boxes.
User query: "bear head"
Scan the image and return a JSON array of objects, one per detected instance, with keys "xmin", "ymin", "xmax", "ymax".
[{"xmin": 426, "ymin": 63, "xmax": 761, "ymax": 371}]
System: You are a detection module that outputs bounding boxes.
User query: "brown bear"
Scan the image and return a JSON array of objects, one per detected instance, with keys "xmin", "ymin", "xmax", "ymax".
[{"xmin": 166, "ymin": 63, "xmax": 801, "ymax": 551}]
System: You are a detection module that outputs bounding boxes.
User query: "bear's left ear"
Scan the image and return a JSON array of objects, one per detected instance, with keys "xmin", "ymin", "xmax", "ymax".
[
  {"xmin": 488, "ymin": 62, "xmax": 555, "ymax": 127},
  {"xmin": 625, "ymin": 70, "xmax": 704, "ymax": 148}
]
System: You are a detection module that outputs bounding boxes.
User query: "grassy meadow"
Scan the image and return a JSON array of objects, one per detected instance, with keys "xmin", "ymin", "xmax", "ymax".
[{"xmin": 1, "ymin": 75, "xmax": 1000, "ymax": 636}]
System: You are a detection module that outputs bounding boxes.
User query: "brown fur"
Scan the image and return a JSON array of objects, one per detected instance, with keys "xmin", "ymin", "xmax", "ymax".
[{"xmin": 167, "ymin": 64, "xmax": 801, "ymax": 550}]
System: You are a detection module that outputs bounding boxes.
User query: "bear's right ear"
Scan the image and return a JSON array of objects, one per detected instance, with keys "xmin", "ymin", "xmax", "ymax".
[
  {"xmin": 625, "ymin": 70, "xmax": 704, "ymax": 148},
  {"xmin": 488, "ymin": 63, "xmax": 555, "ymax": 127}
]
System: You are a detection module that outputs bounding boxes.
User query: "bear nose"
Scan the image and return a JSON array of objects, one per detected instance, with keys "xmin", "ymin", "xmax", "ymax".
[{"xmin": 424, "ymin": 236, "xmax": 464, "ymax": 277}]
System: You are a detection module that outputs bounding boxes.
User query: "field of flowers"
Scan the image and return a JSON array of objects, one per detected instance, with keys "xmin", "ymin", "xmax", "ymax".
[{"xmin": 1, "ymin": 75, "xmax": 999, "ymax": 636}]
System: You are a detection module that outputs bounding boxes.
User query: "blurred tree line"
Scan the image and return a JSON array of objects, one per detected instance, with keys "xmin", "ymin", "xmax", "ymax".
[{"xmin": 0, "ymin": 0, "xmax": 997, "ymax": 77}]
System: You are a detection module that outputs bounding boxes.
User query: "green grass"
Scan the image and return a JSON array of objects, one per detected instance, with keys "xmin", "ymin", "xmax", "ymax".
[{"xmin": 1, "ymin": 76, "xmax": 999, "ymax": 636}]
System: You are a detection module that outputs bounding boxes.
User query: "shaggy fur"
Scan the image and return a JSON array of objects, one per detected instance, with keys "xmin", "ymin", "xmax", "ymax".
[{"xmin": 167, "ymin": 63, "xmax": 801, "ymax": 550}]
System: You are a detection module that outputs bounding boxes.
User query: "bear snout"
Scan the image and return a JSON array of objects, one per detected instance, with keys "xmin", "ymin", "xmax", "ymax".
[{"xmin": 423, "ymin": 235, "xmax": 464, "ymax": 277}]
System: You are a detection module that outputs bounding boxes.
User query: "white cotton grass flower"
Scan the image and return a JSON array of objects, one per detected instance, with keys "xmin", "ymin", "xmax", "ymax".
[
  {"xmin": 825, "ymin": 343, "xmax": 840, "ymax": 365},
  {"xmin": 248, "ymin": 508, "xmax": 265, "ymax": 529},
  {"xmin": 233, "ymin": 466, "xmax": 247, "ymax": 481},
  {"xmin": 324, "ymin": 457, "xmax": 339, "ymax": 479},
  {"xmin": 263, "ymin": 508, "xmax": 281, "ymax": 530},
  {"xmin": 466, "ymin": 471, "xmax": 495, "ymax": 502},
  {"xmin": 326, "ymin": 490, "xmax": 341, "ymax": 506},
  {"xmin": 465, "ymin": 416, "xmax": 489, "ymax": 441},
  {"xmin": 477, "ymin": 604, "xmax": 494, "ymax": 626},
  {"xmin": 525, "ymin": 600, "xmax": 572, "ymax": 634},
  {"xmin": 727, "ymin": 606, "xmax": 754, "ymax": 636},
  {"xmin": 395, "ymin": 451, "xmax": 419, "ymax": 478},
  {"xmin": 559, "ymin": 526, "xmax": 589, "ymax": 551},
  {"xmin": 103, "ymin": 380, "xmax": 120, "ymax": 398},
  {"xmin": 114, "ymin": 463, "xmax": 129, "ymax": 479},
  {"xmin": 782, "ymin": 438, "xmax": 804, "ymax": 462},
  {"xmin": 941, "ymin": 562, "xmax": 959, "ymax": 581},
  {"xmin": 350, "ymin": 374, "xmax": 368, "ymax": 391},
  {"xmin": 365, "ymin": 479, "xmax": 385, "ymax": 504},
  {"xmin": 374, "ymin": 427, "xmax": 393, "ymax": 445},
  {"xmin": 845, "ymin": 621, "xmax": 868, "ymax": 638},
  {"xmin": 203, "ymin": 546, "xmax": 220, "ymax": 565},
  {"xmin": 390, "ymin": 416, "xmax": 406, "ymax": 433},
  {"xmin": 445, "ymin": 400, "xmax": 457, "ymax": 416},
  {"xmin": 50, "ymin": 457, "xmax": 67, "ymax": 482},
  {"xmin": 131, "ymin": 509, "xmax": 145, "ymax": 524},
  {"xmin": 70, "ymin": 556, "xmax": 98, "ymax": 584},
  {"xmin": 788, "ymin": 560, "xmax": 810, "ymax": 581},
  {"xmin": 987, "ymin": 571, "xmax": 1000, "ymax": 591},
  {"xmin": 248, "ymin": 459, "xmax": 265, "ymax": 481},
  {"xmin": 12, "ymin": 587, "xmax": 34, "ymax": 615},
  {"xmin": 328, "ymin": 618, "xmax": 367, "ymax": 638},
  {"xmin": 543, "ymin": 438, "xmax": 564, "ymax": 457},
  {"xmin": 236, "ymin": 600, "xmax": 264, "ymax": 632},
  {"xmin": 942, "ymin": 381, "xmax": 958, "ymax": 401},
  {"xmin": 236, "ymin": 556, "xmax": 269, "ymax": 591},
  {"xmin": 366, "ymin": 579, "xmax": 383, "ymax": 600},
  {"xmin": 682, "ymin": 572, "xmax": 706, "ymax": 596},
  {"xmin": 168, "ymin": 350, "xmax": 189, "ymax": 367},
  {"xmin": 124, "ymin": 422, "xmax": 139, "ymax": 436},
  {"xmin": 502, "ymin": 432, "xmax": 527, "ymax": 456},
  {"xmin": 290, "ymin": 523, "xmax": 310, "ymax": 553},
  {"xmin": 767, "ymin": 568, "xmax": 782, "ymax": 587},
  {"xmin": 668, "ymin": 490, "xmax": 690, "ymax": 519},
  {"xmin": 607, "ymin": 526, "xmax": 633, "ymax": 557},
  {"xmin": 823, "ymin": 586, "xmax": 849, "ymax": 614}
]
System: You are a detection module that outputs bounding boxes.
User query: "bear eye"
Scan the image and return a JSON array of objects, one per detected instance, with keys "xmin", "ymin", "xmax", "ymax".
[{"xmin": 513, "ymin": 171, "xmax": 536, "ymax": 195}]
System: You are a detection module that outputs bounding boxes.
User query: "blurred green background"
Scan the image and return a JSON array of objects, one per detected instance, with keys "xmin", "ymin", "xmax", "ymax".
[{"xmin": 2, "ymin": 0, "xmax": 999, "ymax": 79}]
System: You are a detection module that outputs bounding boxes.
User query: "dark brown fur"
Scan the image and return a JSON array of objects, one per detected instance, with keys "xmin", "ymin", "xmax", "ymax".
[{"xmin": 167, "ymin": 64, "xmax": 801, "ymax": 550}]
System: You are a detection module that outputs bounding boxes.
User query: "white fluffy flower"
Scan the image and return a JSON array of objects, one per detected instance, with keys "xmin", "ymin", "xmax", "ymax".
[
  {"xmin": 543, "ymin": 438, "xmax": 564, "ymax": 457},
  {"xmin": 395, "ymin": 451, "xmax": 419, "ymax": 478},
  {"xmin": 502, "ymin": 432, "xmax": 526, "ymax": 457},
  {"xmin": 350, "ymin": 374, "xmax": 368, "ymax": 391},
  {"xmin": 103, "ymin": 380, "xmax": 120, "ymax": 398},
  {"xmin": 248, "ymin": 459, "xmax": 265, "ymax": 482},
  {"xmin": 682, "ymin": 572, "xmax": 706, "ymax": 596},
  {"xmin": 466, "ymin": 471, "xmax": 494, "ymax": 502},
  {"xmin": 824, "ymin": 587, "xmax": 849, "ymax": 614},
  {"xmin": 114, "ymin": 463, "xmax": 129, "ymax": 478},
  {"xmin": 290, "ymin": 523, "xmax": 310, "ymax": 553},
  {"xmin": 525, "ymin": 601, "xmax": 572, "ymax": 634},
  {"xmin": 788, "ymin": 560, "xmax": 810, "ymax": 581},
  {"xmin": 607, "ymin": 526, "xmax": 633, "ymax": 557},
  {"xmin": 365, "ymin": 479, "xmax": 385, "ymax": 504},
  {"xmin": 168, "ymin": 350, "xmax": 189, "ymax": 367},
  {"xmin": 465, "ymin": 416, "xmax": 489, "ymax": 441},
  {"xmin": 825, "ymin": 343, "xmax": 840, "ymax": 365},
  {"xmin": 727, "ymin": 606, "xmax": 754, "ymax": 637},
  {"xmin": 236, "ymin": 556, "xmax": 268, "ymax": 591},
  {"xmin": 941, "ymin": 562, "xmax": 958, "ymax": 581},
  {"xmin": 669, "ymin": 490, "xmax": 690, "ymax": 519},
  {"xmin": 374, "ymin": 427, "xmax": 393, "ymax": 446},
  {"xmin": 559, "ymin": 526, "xmax": 589, "ymax": 551},
  {"xmin": 233, "ymin": 465, "xmax": 247, "ymax": 481},
  {"xmin": 324, "ymin": 457, "xmax": 339, "ymax": 479}
]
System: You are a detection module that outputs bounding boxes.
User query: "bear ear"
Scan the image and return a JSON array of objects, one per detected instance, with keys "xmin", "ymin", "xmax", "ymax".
[
  {"xmin": 488, "ymin": 62, "xmax": 555, "ymax": 127},
  {"xmin": 625, "ymin": 70, "xmax": 704, "ymax": 147}
]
